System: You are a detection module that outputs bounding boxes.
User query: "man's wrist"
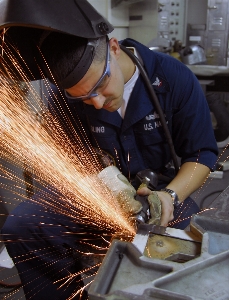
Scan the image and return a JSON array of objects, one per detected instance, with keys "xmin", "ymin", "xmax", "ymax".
[{"xmin": 160, "ymin": 188, "xmax": 180, "ymax": 208}]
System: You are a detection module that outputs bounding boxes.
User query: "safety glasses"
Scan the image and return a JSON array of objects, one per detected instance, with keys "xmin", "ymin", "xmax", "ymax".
[{"xmin": 65, "ymin": 42, "xmax": 111, "ymax": 102}]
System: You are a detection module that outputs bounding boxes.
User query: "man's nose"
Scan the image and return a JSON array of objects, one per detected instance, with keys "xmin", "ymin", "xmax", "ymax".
[{"xmin": 90, "ymin": 95, "xmax": 106, "ymax": 109}]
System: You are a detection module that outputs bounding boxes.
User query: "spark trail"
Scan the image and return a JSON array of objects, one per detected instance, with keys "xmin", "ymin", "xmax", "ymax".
[
  {"xmin": 0, "ymin": 71, "xmax": 135, "ymax": 298},
  {"xmin": 0, "ymin": 34, "xmax": 136, "ymax": 299},
  {"xmin": 0, "ymin": 77, "xmax": 134, "ymax": 236}
]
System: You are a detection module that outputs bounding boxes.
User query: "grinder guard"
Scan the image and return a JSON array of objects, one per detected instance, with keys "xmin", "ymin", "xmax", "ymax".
[{"xmin": 0, "ymin": 0, "xmax": 114, "ymax": 81}]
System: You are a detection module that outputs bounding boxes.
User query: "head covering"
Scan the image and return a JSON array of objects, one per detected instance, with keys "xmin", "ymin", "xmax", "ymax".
[{"xmin": 0, "ymin": 0, "xmax": 113, "ymax": 82}]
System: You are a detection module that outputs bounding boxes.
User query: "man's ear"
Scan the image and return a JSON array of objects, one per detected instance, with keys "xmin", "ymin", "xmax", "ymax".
[{"xmin": 109, "ymin": 37, "xmax": 121, "ymax": 59}]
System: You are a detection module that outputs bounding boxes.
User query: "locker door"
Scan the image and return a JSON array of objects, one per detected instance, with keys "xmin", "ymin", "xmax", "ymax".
[
  {"xmin": 207, "ymin": 0, "xmax": 228, "ymax": 31},
  {"xmin": 206, "ymin": 0, "xmax": 229, "ymax": 65}
]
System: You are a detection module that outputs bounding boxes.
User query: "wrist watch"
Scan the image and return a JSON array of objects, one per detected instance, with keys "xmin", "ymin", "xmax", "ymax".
[{"xmin": 161, "ymin": 188, "xmax": 180, "ymax": 208}]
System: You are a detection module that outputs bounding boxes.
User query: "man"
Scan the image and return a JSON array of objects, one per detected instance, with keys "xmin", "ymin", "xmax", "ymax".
[
  {"xmin": 39, "ymin": 32, "xmax": 218, "ymax": 228},
  {"xmin": 1, "ymin": 2, "xmax": 218, "ymax": 300}
]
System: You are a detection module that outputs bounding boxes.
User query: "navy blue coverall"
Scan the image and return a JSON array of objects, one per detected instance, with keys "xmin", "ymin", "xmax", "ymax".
[{"xmin": 2, "ymin": 38, "xmax": 218, "ymax": 299}]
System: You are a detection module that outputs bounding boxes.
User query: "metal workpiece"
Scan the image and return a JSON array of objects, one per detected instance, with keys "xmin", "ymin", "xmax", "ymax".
[{"xmin": 88, "ymin": 187, "xmax": 229, "ymax": 300}]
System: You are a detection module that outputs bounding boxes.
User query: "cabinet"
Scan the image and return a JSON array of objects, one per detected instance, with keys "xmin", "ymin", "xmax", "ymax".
[{"xmin": 187, "ymin": 0, "xmax": 229, "ymax": 66}]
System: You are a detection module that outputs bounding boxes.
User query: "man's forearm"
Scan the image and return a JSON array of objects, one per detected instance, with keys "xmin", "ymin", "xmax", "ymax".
[
  {"xmin": 165, "ymin": 161, "xmax": 210, "ymax": 202},
  {"xmin": 137, "ymin": 161, "xmax": 211, "ymax": 226}
]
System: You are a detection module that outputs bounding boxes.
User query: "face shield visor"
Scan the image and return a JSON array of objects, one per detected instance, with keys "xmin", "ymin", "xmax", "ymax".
[{"xmin": 0, "ymin": 0, "xmax": 114, "ymax": 83}]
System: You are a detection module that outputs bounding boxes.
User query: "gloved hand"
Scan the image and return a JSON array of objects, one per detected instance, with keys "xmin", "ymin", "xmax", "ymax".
[
  {"xmin": 137, "ymin": 183, "xmax": 162, "ymax": 225},
  {"xmin": 147, "ymin": 192, "xmax": 162, "ymax": 225},
  {"xmin": 97, "ymin": 166, "xmax": 143, "ymax": 215}
]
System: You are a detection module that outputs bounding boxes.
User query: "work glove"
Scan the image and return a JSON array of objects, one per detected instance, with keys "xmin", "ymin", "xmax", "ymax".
[
  {"xmin": 137, "ymin": 182, "xmax": 162, "ymax": 225},
  {"xmin": 147, "ymin": 192, "xmax": 162, "ymax": 225},
  {"xmin": 97, "ymin": 166, "xmax": 143, "ymax": 215}
]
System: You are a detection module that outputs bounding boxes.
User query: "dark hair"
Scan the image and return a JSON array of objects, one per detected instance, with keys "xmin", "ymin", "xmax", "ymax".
[{"xmin": 40, "ymin": 32, "xmax": 107, "ymax": 85}]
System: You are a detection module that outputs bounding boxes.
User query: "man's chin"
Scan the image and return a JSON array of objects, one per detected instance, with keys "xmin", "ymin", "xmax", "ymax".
[{"xmin": 103, "ymin": 99, "xmax": 122, "ymax": 112}]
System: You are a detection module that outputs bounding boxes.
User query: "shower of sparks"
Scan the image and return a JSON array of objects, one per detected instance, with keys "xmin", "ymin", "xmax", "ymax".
[
  {"xmin": 0, "ymin": 36, "xmax": 136, "ymax": 299},
  {"xmin": 0, "ymin": 77, "xmax": 135, "ymax": 237}
]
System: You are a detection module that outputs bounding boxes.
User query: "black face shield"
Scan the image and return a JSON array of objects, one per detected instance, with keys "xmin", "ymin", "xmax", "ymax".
[{"xmin": 0, "ymin": 0, "xmax": 114, "ymax": 82}]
